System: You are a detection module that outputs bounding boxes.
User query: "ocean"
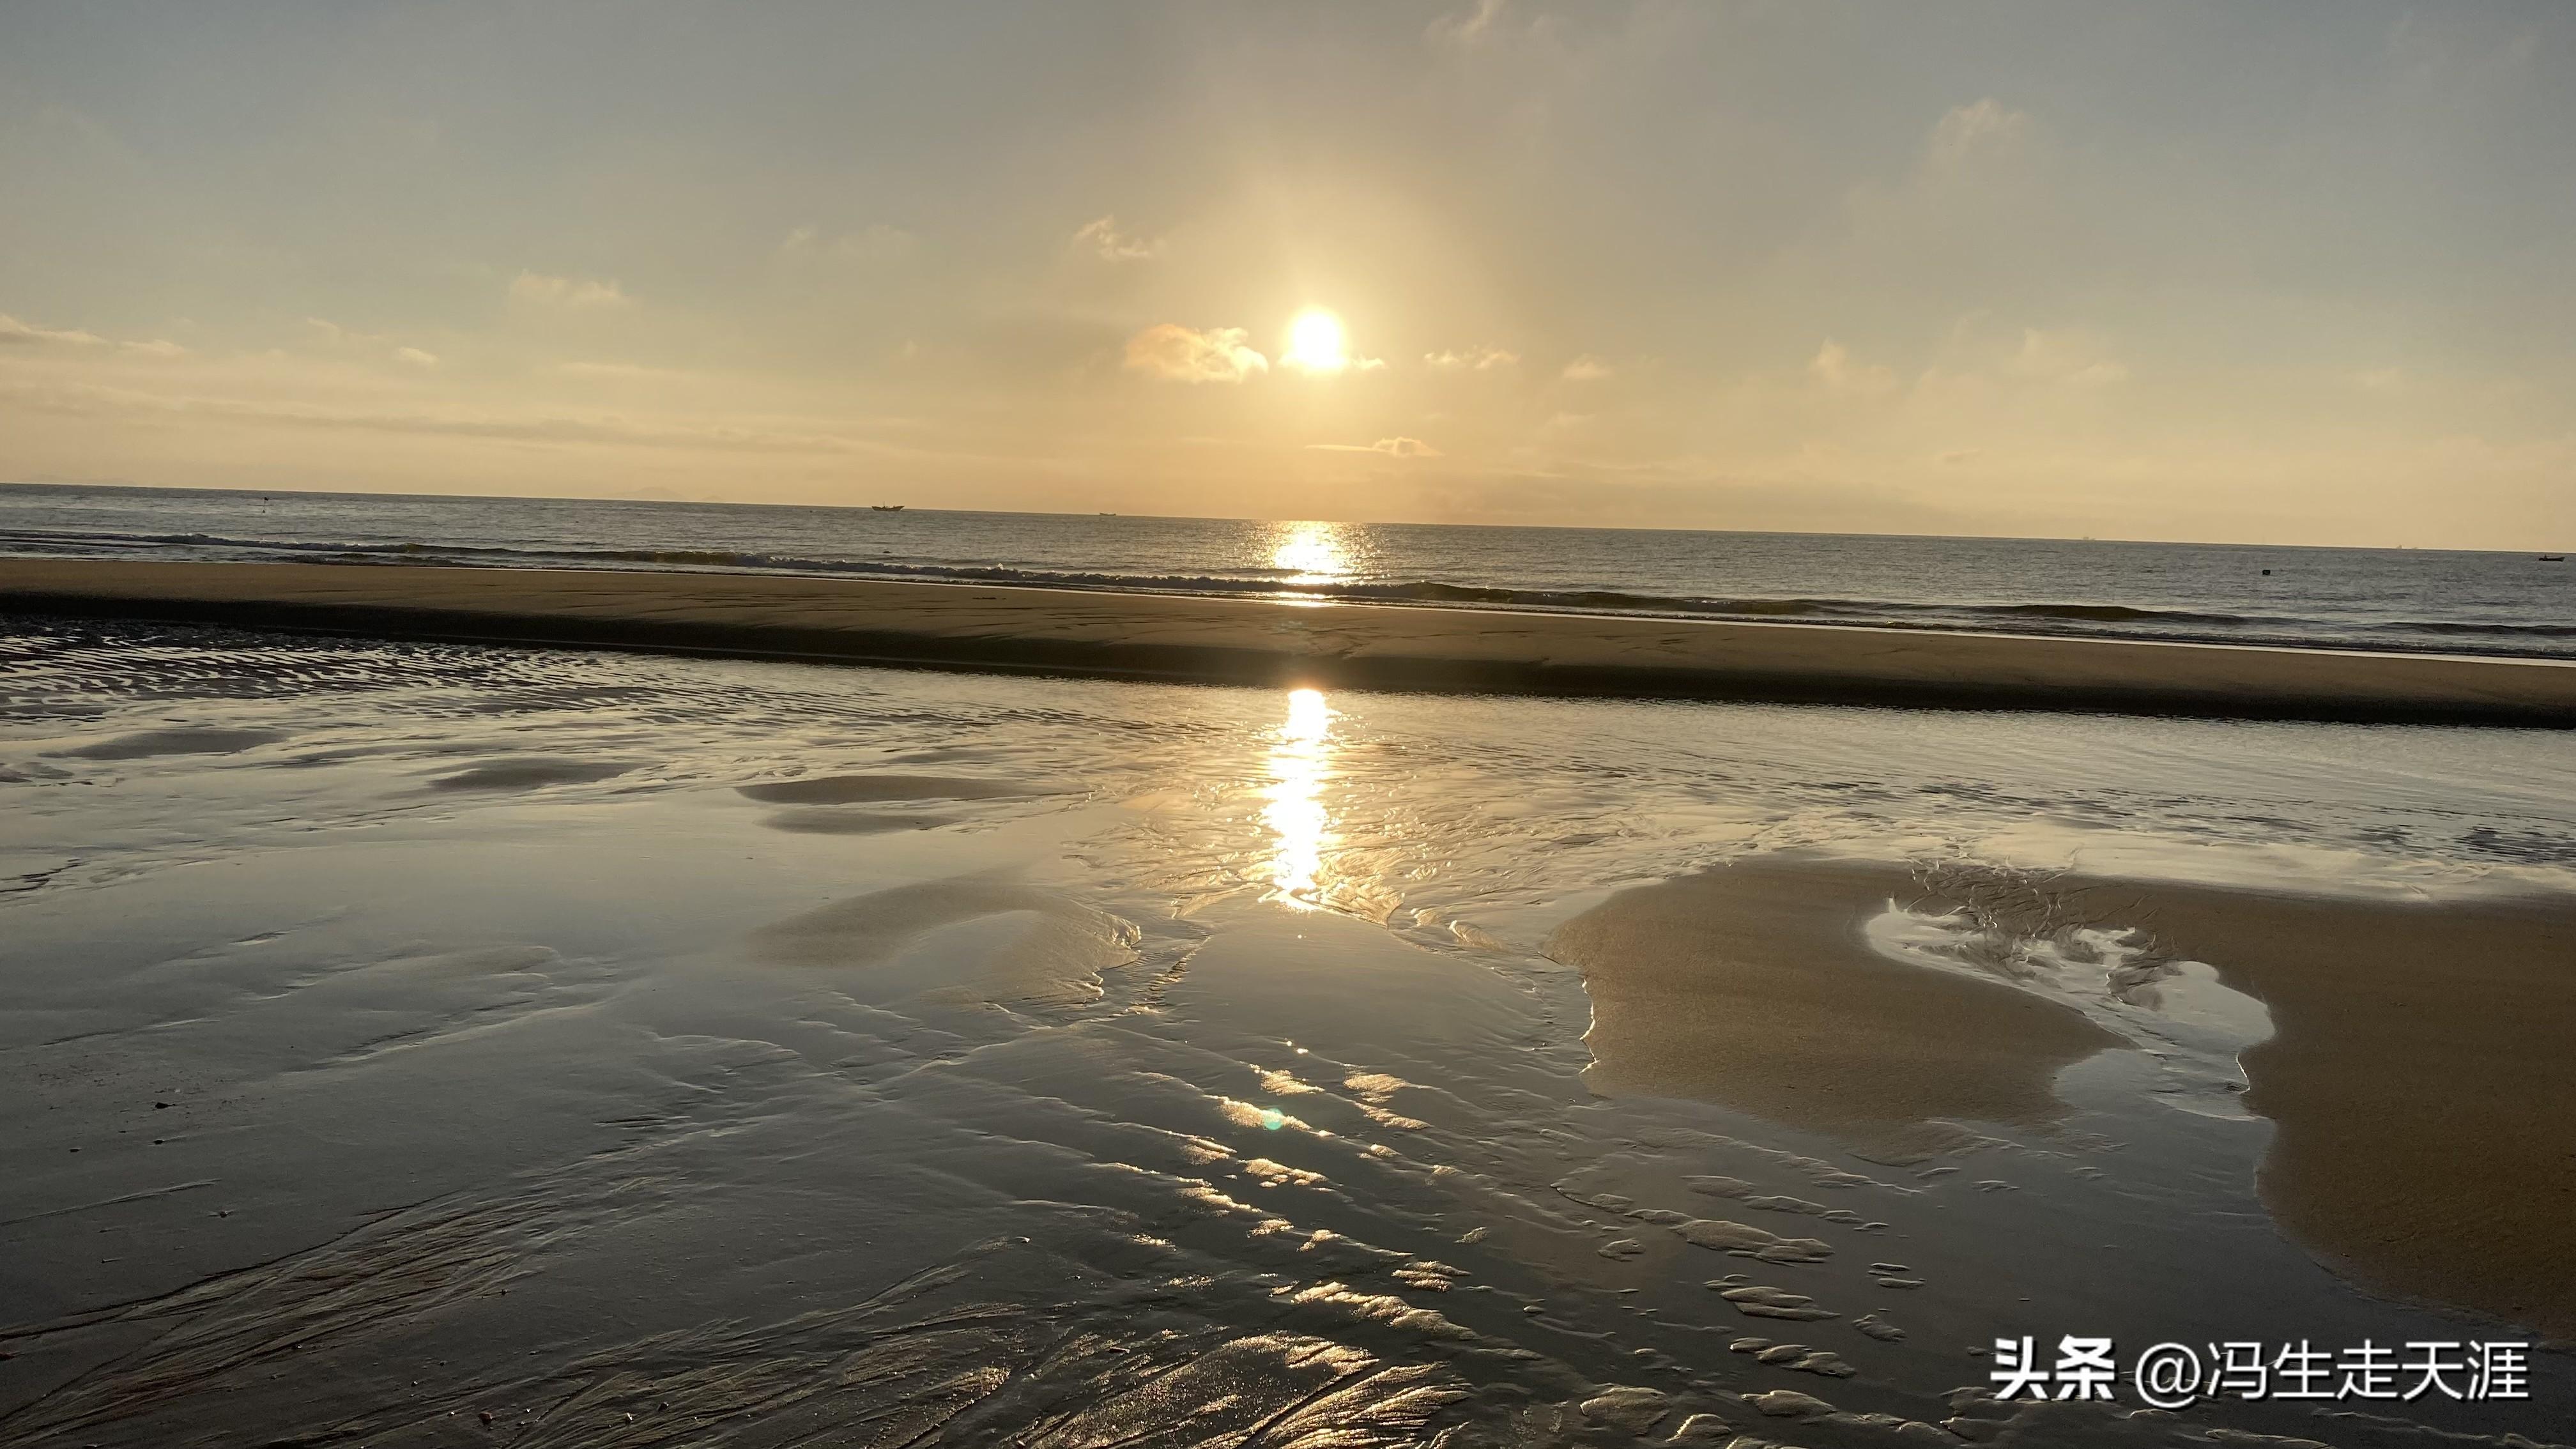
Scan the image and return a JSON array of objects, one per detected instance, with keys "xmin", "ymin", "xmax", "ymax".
[{"xmin": 4, "ymin": 482, "xmax": 2571, "ymax": 658}]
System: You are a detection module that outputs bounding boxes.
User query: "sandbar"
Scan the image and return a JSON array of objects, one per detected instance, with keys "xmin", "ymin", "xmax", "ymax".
[{"xmin": 6, "ymin": 558, "xmax": 2574, "ymax": 724}]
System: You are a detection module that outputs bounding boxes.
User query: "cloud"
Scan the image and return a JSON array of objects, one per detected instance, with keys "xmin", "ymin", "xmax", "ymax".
[
  {"xmin": 509, "ymin": 272, "xmax": 632, "ymax": 308},
  {"xmin": 1924, "ymin": 98, "xmax": 2034, "ymax": 171},
  {"xmin": 781, "ymin": 223, "xmax": 916, "ymax": 264},
  {"xmin": 305, "ymin": 317, "xmax": 432, "ymax": 367},
  {"xmin": 1937, "ymin": 448, "xmax": 1982, "ymax": 466},
  {"xmin": 1426, "ymin": 346, "xmax": 1518, "ymax": 371},
  {"xmin": 1428, "ymin": 0, "xmax": 1510, "ymax": 48},
  {"xmin": 0, "ymin": 314, "xmax": 180, "ymax": 357},
  {"xmin": 6, "ymin": 378, "xmax": 904, "ymax": 456},
  {"xmin": 0, "ymin": 314, "xmax": 106, "ymax": 348},
  {"xmin": 1123, "ymin": 323, "xmax": 1268, "ymax": 383},
  {"xmin": 1560, "ymin": 354, "xmax": 1612, "ymax": 382},
  {"xmin": 1071, "ymin": 215, "xmax": 1163, "ymax": 262},
  {"xmin": 1309, "ymin": 436, "xmax": 1443, "ymax": 458},
  {"xmin": 555, "ymin": 360, "xmax": 702, "ymax": 382},
  {"xmin": 2002, "ymin": 328, "xmax": 2127, "ymax": 387},
  {"xmin": 1808, "ymin": 340, "xmax": 1897, "ymax": 395}
]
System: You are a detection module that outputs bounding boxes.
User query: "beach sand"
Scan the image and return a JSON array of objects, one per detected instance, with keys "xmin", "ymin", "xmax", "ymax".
[
  {"xmin": 8, "ymin": 556, "xmax": 2576, "ymax": 723},
  {"xmin": 7, "ymin": 615, "xmax": 2575, "ymax": 1444},
  {"xmin": 1543, "ymin": 857, "xmax": 2124, "ymax": 1154},
  {"xmin": 2067, "ymin": 878, "xmax": 2576, "ymax": 1341},
  {"xmin": 1552, "ymin": 855, "xmax": 2576, "ymax": 1339}
]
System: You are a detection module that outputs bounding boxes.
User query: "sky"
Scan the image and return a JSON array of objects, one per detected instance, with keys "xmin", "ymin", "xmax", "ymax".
[{"xmin": 1, "ymin": 1, "xmax": 2571, "ymax": 548}]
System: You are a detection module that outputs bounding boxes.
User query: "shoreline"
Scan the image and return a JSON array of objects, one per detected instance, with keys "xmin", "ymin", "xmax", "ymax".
[{"xmin": 6, "ymin": 556, "xmax": 2575, "ymax": 725}]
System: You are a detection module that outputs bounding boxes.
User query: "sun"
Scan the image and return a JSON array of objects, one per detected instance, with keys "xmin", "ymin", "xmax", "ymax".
[{"xmin": 1282, "ymin": 309, "xmax": 1349, "ymax": 372}]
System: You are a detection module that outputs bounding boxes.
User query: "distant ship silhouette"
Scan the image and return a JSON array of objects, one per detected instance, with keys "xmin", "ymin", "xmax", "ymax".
[{"xmin": 870, "ymin": 504, "xmax": 905, "ymax": 512}]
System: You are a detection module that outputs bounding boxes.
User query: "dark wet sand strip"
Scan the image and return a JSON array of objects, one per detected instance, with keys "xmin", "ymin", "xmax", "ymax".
[{"xmin": 7, "ymin": 558, "xmax": 2574, "ymax": 723}]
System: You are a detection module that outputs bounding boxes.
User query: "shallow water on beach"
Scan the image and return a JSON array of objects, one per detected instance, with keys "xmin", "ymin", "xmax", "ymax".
[{"xmin": 4, "ymin": 617, "xmax": 2574, "ymax": 1446}]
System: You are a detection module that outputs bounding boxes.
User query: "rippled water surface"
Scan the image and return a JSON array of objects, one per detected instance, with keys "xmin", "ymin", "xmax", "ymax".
[{"xmin": 4, "ymin": 618, "xmax": 2573, "ymax": 1446}]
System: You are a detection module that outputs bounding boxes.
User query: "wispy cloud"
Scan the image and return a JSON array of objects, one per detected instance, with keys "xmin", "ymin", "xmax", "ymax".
[
  {"xmin": 8, "ymin": 378, "xmax": 905, "ymax": 456},
  {"xmin": 2000, "ymin": 327, "xmax": 2127, "ymax": 387},
  {"xmin": 1925, "ymin": 98, "xmax": 2034, "ymax": 171},
  {"xmin": 0, "ymin": 314, "xmax": 107, "ymax": 348},
  {"xmin": 509, "ymin": 272, "xmax": 632, "ymax": 308},
  {"xmin": 1560, "ymin": 354, "xmax": 1612, "ymax": 382},
  {"xmin": 1427, "ymin": 0, "xmax": 1510, "ymax": 49},
  {"xmin": 1123, "ymin": 323, "xmax": 1268, "ymax": 383},
  {"xmin": 1425, "ymin": 347, "xmax": 1518, "ymax": 371},
  {"xmin": 554, "ymin": 360, "xmax": 703, "ymax": 383},
  {"xmin": 307, "ymin": 316, "xmax": 435, "ymax": 367},
  {"xmin": 1309, "ymin": 436, "xmax": 1443, "ymax": 458},
  {"xmin": 1071, "ymin": 215, "xmax": 1163, "ymax": 262},
  {"xmin": 1808, "ymin": 340, "xmax": 1897, "ymax": 395},
  {"xmin": 780, "ymin": 224, "xmax": 916, "ymax": 264}
]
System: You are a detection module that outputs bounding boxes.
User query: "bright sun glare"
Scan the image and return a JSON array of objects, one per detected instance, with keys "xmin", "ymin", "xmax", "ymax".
[
  {"xmin": 1282, "ymin": 309, "xmax": 1349, "ymax": 372},
  {"xmin": 1269, "ymin": 523, "xmax": 1349, "ymax": 579}
]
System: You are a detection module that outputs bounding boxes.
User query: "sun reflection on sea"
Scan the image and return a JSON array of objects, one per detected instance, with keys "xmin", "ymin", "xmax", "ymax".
[
  {"xmin": 1268, "ymin": 523, "xmax": 1352, "ymax": 584},
  {"xmin": 1262, "ymin": 687, "xmax": 1334, "ymax": 908}
]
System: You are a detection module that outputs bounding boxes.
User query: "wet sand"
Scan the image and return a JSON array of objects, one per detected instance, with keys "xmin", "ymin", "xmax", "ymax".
[
  {"xmin": 9, "ymin": 617, "xmax": 2576, "ymax": 1445},
  {"xmin": 1556, "ymin": 855, "xmax": 2576, "ymax": 1339},
  {"xmin": 2051, "ymin": 878, "xmax": 2576, "ymax": 1340},
  {"xmin": 1544, "ymin": 857, "xmax": 2124, "ymax": 1153},
  {"xmin": 9, "ymin": 556, "xmax": 2576, "ymax": 723}
]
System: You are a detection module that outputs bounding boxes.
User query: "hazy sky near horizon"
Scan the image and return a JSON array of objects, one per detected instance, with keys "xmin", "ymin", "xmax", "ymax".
[{"xmin": 3, "ymin": 1, "xmax": 2571, "ymax": 546}]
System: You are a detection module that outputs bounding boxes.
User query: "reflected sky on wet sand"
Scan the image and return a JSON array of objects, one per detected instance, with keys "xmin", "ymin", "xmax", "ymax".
[{"xmin": 3, "ymin": 622, "xmax": 2574, "ymax": 1445}]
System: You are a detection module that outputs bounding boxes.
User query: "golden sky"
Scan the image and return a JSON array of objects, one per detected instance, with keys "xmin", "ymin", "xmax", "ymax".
[{"xmin": 3, "ymin": 2, "xmax": 2570, "ymax": 547}]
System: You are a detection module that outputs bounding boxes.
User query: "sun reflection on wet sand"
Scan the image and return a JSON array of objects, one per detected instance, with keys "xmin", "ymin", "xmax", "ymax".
[{"xmin": 1262, "ymin": 687, "xmax": 1334, "ymax": 908}]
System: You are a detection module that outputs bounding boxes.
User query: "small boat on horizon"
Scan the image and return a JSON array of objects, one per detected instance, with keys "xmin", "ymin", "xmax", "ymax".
[
  {"xmin": 870, "ymin": 504, "xmax": 905, "ymax": 512},
  {"xmin": 2543, "ymin": 553, "xmax": 2566, "ymax": 562}
]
